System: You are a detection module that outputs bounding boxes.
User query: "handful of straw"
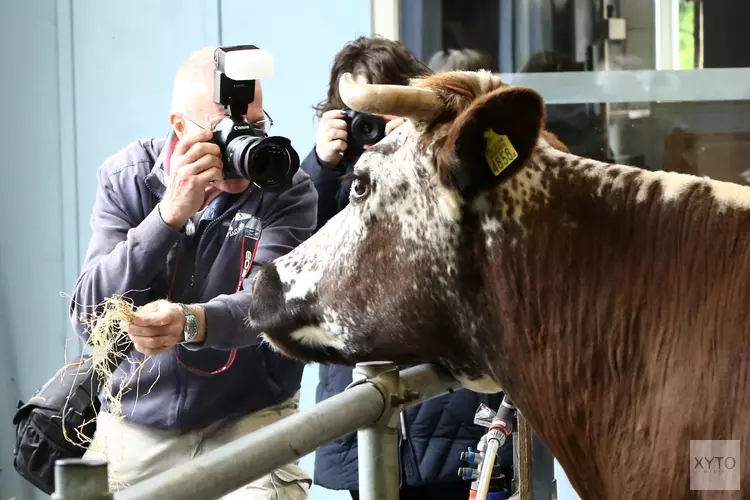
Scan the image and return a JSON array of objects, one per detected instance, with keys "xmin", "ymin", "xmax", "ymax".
[
  {"xmin": 82, "ymin": 295, "xmax": 139, "ymax": 422},
  {"xmin": 66, "ymin": 294, "xmax": 158, "ymax": 489}
]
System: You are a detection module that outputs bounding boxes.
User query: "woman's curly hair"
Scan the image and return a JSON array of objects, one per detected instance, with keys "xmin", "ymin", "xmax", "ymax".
[{"xmin": 314, "ymin": 36, "xmax": 433, "ymax": 118}]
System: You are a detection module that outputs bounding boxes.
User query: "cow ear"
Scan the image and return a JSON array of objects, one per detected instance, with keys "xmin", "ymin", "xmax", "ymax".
[{"xmin": 436, "ymin": 86, "xmax": 545, "ymax": 197}]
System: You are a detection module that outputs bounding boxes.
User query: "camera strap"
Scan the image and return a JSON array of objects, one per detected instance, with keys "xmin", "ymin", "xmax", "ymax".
[
  {"xmin": 171, "ymin": 209, "xmax": 263, "ymax": 377},
  {"xmin": 228, "ymin": 211, "xmax": 263, "ymax": 291}
]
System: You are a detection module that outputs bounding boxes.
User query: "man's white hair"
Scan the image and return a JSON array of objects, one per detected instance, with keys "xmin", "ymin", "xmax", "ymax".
[{"xmin": 170, "ymin": 45, "xmax": 218, "ymax": 115}]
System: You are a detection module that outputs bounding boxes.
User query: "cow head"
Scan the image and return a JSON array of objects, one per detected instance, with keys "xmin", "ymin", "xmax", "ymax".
[{"xmin": 248, "ymin": 70, "xmax": 556, "ymax": 391}]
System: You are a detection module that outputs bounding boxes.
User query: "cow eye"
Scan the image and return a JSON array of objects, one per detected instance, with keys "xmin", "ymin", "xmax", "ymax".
[{"xmin": 351, "ymin": 175, "xmax": 371, "ymax": 202}]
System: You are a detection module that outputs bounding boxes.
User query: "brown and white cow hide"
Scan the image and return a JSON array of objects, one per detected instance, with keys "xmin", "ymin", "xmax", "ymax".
[{"xmin": 247, "ymin": 69, "xmax": 750, "ymax": 500}]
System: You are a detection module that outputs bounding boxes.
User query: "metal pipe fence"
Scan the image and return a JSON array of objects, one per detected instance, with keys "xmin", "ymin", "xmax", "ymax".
[
  {"xmin": 53, "ymin": 362, "xmax": 461, "ymax": 500},
  {"xmin": 52, "ymin": 362, "xmax": 558, "ymax": 500}
]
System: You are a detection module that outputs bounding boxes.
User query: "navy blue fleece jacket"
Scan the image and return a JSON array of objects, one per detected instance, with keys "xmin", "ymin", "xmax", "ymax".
[{"xmin": 69, "ymin": 132, "xmax": 317, "ymax": 431}]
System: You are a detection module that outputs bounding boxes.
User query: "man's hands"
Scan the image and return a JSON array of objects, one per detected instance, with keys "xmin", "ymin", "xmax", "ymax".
[
  {"xmin": 126, "ymin": 300, "xmax": 206, "ymax": 356},
  {"xmin": 315, "ymin": 110, "xmax": 407, "ymax": 167},
  {"xmin": 160, "ymin": 129, "xmax": 223, "ymax": 230}
]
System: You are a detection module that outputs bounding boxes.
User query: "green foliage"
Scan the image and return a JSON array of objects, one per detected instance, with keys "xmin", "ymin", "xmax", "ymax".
[{"xmin": 679, "ymin": 0, "xmax": 695, "ymax": 69}]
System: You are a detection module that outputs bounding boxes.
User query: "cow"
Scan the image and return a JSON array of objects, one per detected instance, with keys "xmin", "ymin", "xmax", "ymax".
[{"xmin": 247, "ymin": 69, "xmax": 750, "ymax": 500}]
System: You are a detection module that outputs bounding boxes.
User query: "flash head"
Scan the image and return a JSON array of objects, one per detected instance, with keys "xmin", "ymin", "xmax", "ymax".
[{"xmin": 213, "ymin": 45, "xmax": 274, "ymax": 118}]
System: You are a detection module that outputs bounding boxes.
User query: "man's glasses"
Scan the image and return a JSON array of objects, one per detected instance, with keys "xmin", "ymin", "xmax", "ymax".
[{"xmin": 179, "ymin": 109, "xmax": 274, "ymax": 135}]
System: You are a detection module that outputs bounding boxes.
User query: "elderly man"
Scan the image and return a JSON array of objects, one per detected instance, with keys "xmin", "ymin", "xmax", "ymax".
[{"xmin": 69, "ymin": 45, "xmax": 316, "ymax": 499}]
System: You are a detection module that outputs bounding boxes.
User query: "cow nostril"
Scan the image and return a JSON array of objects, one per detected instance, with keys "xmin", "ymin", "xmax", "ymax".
[{"xmin": 251, "ymin": 269, "xmax": 263, "ymax": 295}]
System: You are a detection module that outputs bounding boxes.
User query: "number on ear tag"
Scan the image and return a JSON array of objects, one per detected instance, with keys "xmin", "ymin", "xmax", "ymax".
[{"xmin": 484, "ymin": 129, "xmax": 519, "ymax": 176}]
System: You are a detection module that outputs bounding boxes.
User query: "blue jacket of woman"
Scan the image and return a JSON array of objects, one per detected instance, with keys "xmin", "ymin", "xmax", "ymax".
[{"xmin": 300, "ymin": 147, "xmax": 512, "ymax": 491}]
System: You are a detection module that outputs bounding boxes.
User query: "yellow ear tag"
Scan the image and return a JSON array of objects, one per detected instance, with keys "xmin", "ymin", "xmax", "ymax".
[{"xmin": 484, "ymin": 129, "xmax": 519, "ymax": 176}]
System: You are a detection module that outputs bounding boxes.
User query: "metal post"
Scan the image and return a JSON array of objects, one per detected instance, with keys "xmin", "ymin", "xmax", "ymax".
[
  {"xmin": 354, "ymin": 361, "xmax": 402, "ymax": 500},
  {"xmin": 51, "ymin": 458, "xmax": 113, "ymax": 500},
  {"xmin": 516, "ymin": 412, "xmax": 533, "ymax": 500},
  {"xmin": 530, "ymin": 430, "xmax": 556, "ymax": 500},
  {"xmin": 513, "ymin": 412, "xmax": 556, "ymax": 500}
]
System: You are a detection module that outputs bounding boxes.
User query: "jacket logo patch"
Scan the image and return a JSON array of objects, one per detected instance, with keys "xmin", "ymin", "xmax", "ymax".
[{"xmin": 226, "ymin": 211, "xmax": 258, "ymax": 239}]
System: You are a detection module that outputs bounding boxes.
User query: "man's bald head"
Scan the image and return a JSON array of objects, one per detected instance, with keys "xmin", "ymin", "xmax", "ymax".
[{"xmin": 170, "ymin": 46, "xmax": 218, "ymax": 116}]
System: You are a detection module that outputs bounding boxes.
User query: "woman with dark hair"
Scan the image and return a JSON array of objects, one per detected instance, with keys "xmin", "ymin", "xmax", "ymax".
[
  {"xmin": 304, "ymin": 36, "xmax": 432, "ymax": 228},
  {"xmin": 300, "ymin": 36, "xmax": 512, "ymax": 500}
]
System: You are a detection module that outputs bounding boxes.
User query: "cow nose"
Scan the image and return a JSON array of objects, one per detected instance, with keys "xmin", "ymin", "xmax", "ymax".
[
  {"xmin": 249, "ymin": 262, "xmax": 286, "ymax": 321},
  {"xmin": 250, "ymin": 264, "xmax": 266, "ymax": 296}
]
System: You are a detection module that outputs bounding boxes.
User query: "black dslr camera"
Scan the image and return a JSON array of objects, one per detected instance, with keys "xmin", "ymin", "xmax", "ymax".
[
  {"xmin": 211, "ymin": 45, "xmax": 299, "ymax": 191},
  {"xmin": 342, "ymin": 110, "xmax": 387, "ymax": 161}
]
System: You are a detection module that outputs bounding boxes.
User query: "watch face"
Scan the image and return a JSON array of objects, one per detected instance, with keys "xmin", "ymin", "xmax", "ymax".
[{"xmin": 185, "ymin": 316, "xmax": 198, "ymax": 342}]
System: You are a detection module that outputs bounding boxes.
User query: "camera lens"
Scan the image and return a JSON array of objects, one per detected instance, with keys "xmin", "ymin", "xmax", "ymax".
[
  {"xmin": 226, "ymin": 135, "xmax": 260, "ymax": 179},
  {"xmin": 225, "ymin": 135, "xmax": 296, "ymax": 190},
  {"xmin": 249, "ymin": 142, "xmax": 291, "ymax": 181},
  {"xmin": 352, "ymin": 114, "xmax": 385, "ymax": 144}
]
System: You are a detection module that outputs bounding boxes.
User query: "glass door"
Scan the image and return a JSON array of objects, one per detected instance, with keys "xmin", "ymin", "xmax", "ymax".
[{"xmin": 401, "ymin": 0, "xmax": 750, "ymax": 186}]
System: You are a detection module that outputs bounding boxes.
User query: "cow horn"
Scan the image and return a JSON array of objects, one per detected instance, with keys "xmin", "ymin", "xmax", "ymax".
[{"xmin": 338, "ymin": 72, "xmax": 442, "ymax": 121}]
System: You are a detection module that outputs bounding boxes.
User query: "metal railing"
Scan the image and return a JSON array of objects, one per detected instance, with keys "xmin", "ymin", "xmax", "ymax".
[
  {"xmin": 51, "ymin": 361, "xmax": 558, "ymax": 500},
  {"xmin": 51, "ymin": 362, "xmax": 460, "ymax": 500}
]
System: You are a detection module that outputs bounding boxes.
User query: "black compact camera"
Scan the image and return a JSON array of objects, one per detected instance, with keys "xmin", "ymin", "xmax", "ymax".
[
  {"xmin": 342, "ymin": 110, "xmax": 387, "ymax": 160},
  {"xmin": 211, "ymin": 45, "xmax": 299, "ymax": 192}
]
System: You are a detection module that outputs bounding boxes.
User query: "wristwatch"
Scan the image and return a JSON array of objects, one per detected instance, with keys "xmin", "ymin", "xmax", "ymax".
[{"xmin": 176, "ymin": 303, "xmax": 199, "ymax": 344}]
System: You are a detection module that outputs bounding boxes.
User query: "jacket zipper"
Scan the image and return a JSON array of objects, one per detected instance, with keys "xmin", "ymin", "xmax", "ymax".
[
  {"xmin": 143, "ymin": 179, "xmax": 187, "ymax": 427},
  {"xmin": 173, "ymin": 189, "xmax": 255, "ymax": 426},
  {"xmin": 144, "ymin": 177, "xmax": 162, "ymax": 201}
]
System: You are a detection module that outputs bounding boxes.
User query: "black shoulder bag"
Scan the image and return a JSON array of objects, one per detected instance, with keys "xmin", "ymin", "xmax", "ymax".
[{"xmin": 12, "ymin": 340, "xmax": 131, "ymax": 495}]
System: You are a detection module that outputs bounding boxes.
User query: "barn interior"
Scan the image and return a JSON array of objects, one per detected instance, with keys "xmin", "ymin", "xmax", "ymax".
[{"xmin": 1, "ymin": 0, "xmax": 747, "ymax": 499}]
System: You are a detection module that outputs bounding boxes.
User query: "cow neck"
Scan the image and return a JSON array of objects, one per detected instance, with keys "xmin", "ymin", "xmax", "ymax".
[{"xmin": 475, "ymin": 145, "xmax": 750, "ymax": 500}]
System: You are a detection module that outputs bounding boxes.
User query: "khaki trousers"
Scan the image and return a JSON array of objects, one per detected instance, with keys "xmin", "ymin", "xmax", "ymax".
[{"xmin": 83, "ymin": 392, "xmax": 310, "ymax": 499}]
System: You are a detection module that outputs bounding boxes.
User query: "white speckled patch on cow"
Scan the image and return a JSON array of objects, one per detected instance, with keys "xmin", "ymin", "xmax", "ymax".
[
  {"xmin": 274, "ymin": 205, "xmax": 365, "ymax": 302},
  {"xmin": 540, "ymin": 139, "xmax": 750, "ymax": 211},
  {"xmin": 639, "ymin": 170, "xmax": 750, "ymax": 210},
  {"xmin": 474, "ymin": 151, "xmax": 555, "ymax": 247},
  {"xmin": 271, "ymin": 122, "xmax": 468, "ymax": 349},
  {"xmin": 290, "ymin": 325, "xmax": 348, "ymax": 351}
]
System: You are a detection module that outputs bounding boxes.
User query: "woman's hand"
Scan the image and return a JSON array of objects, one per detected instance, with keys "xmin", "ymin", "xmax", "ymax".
[
  {"xmin": 363, "ymin": 114, "xmax": 407, "ymax": 152},
  {"xmin": 384, "ymin": 115, "xmax": 406, "ymax": 135},
  {"xmin": 315, "ymin": 110, "xmax": 349, "ymax": 166}
]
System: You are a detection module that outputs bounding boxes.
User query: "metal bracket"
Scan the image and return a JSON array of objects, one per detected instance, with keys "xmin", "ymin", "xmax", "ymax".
[
  {"xmin": 352, "ymin": 361, "xmax": 403, "ymax": 500},
  {"xmin": 351, "ymin": 361, "xmax": 402, "ymax": 427}
]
